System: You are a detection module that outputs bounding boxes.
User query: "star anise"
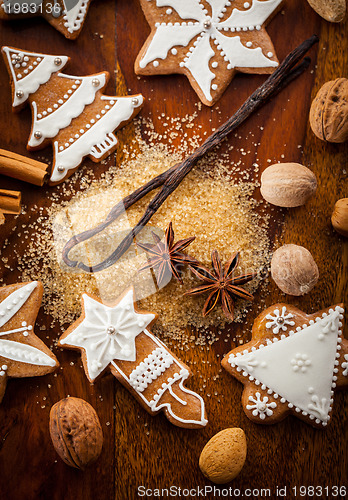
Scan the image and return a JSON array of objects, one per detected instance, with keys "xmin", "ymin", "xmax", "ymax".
[
  {"xmin": 137, "ymin": 222, "xmax": 198, "ymax": 288},
  {"xmin": 184, "ymin": 250, "xmax": 256, "ymax": 321}
]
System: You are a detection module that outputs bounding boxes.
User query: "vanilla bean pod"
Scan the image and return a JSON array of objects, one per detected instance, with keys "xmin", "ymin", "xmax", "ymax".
[{"xmin": 63, "ymin": 36, "xmax": 318, "ymax": 273}]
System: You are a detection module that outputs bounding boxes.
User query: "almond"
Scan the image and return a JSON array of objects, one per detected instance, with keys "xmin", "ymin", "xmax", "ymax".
[
  {"xmin": 260, "ymin": 163, "xmax": 317, "ymax": 207},
  {"xmin": 331, "ymin": 198, "xmax": 348, "ymax": 237},
  {"xmin": 49, "ymin": 397, "xmax": 103, "ymax": 470},
  {"xmin": 199, "ymin": 428, "xmax": 247, "ymax": 484}
]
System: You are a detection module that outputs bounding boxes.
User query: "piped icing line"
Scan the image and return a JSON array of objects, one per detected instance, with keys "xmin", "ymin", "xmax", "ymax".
[
  {"xmin": 62, "ymin": 0, "xmax": 89, "ymax": 34},
  {"xmin": 228, "ymin": 306, "xmax": 344, "ymax": 426},
  {"xmin": 111, "ymin": 328, "xmax": 208, "ymax": 427},
  {"xmin": 0, "ymin": 339, "xmax": 56, "ymax": 367},
  {"xmin": 342, "ymin": 355, "xmax": 348, "ymax": 377},
  {"xmin": 2, "ymin": 47, "xmax": 68, "ymax": 108},
  {"xmin": 218, "ymin": 0, "xmax": 282, "ymax": 29},
  {"xmin": 50, "ymin": 95, "xmax": 143, "ymax": 183},
  {"xmin": 28, "ymin": 73, "xmax": 106, "ymax": 147},
  {"xmin": 0, "ymin": 281, "xmax": 37, "ymax": 328}
]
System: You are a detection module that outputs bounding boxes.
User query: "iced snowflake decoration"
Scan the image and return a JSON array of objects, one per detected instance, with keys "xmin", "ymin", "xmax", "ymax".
[
  {"xmin": 60, "ymin": 289, "xmax": 155, "ymax": 381},
  {"xmin": 342, "ymin": 354, "xmax": 348, "ymax": 377},
  {"xmin": 136, "ymin": 0, "xmax": 282, "ymax": 105},
  {"xmin": 290, "ymin": 353, "xmax": 312, "ymax": 374},
  {"xmin": 246, "ymin": 391, "xmax": 276, "ymax": 419},
  {"xmin": 265, "ymin": 306, "xmax": 295, "ymax": 334}
]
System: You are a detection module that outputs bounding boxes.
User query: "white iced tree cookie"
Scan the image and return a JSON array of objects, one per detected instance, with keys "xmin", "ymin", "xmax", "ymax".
[
  {"xmin": 222, "ymin": 303, "xmax": 348, "ymax": 428},
  {"xmin": 2, "ymin": 46, "xmax": 144, "ymax": 184},
  {"xmin": 135, "ymin": 0, "xmax": 283, "ymax": 106}
]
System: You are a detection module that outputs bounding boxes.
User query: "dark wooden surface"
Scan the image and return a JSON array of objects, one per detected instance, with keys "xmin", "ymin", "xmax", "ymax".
[{"xmin": 0, "ymin": 1, "xmax": 347, "ymax": 499}]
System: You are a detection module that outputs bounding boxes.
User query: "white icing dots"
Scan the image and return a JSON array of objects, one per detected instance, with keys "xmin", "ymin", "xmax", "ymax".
[
  {"xmin": 129, "ymin": 347, "xmax": 174, "ymax": 392},
  {"xmin": 211, "ymin": 61, "xmax": 218, "ymax": 68},
  {"xmin": 267, "ymin": 51, "xmax": 273, "ymax": 58},
  {"xmin": 246, "ymin": 42, "xmax": 252, "ymax": 48},
  {"xmin": 291, "ymin": 353, "xmax": 311, "ymax": 373},
  {"xmin": 246, "ymin": 392, "xmax": 277, "ymax": 419},
  {"xmin": 166, "ymin": 8, "xmax": 172, "ymax": 15},
  {"xmin": 342, "ymin": 355, "xmax": 348, "ymax": 377},
  {"xmin": 244, "ymin": 2, "xmax": 250, "ymax": 7},
  {"xmin": 171, "ymin": 48, "xmax": 178, "ymax": 55},
  {"xmin": 0, "ymin": 365, "xmax": 8, "ymax": 376},
  {"xmin": 153, "ymin": 61, "xmax": 159, "ymax": 67}
]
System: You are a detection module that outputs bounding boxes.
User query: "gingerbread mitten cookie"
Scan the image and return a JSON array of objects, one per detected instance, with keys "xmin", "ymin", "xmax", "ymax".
[
  {"xmin": 0, "ymin": 1, "xmax": 93, "ymax": 40},
  {"xmin": 222, "ymin": 304, "xmax": 347, "ymax": 428},
  {"xmin": 135, "ymin": 0, "xmax": 283, "ymax": 106},
  {"xmin": 2, "ymin": 46, "xmax": 144, "ymax": 184},
  {"xmin": 58, "ymin": 287, "xmax": 208, "ymax": 428},
  {"xmin": 0, "ymin": 281, "xmax": 58, "ymax": 403}
]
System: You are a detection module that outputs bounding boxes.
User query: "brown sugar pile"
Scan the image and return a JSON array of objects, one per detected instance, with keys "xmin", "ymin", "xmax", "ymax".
[{"xmin": 1, "ymin": 116, "xmax": 271, "ymax": 345}]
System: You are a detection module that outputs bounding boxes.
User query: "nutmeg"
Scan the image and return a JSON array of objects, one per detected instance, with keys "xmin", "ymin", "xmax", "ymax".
[
  {"xmin": 49, "ymin": 397, "xmax": 103, "ymax": 470},
  {"xmin": 271, "ymin": 244, "xmax": 319, "ymax": 296},
  {"xmin": 199, "ymin": 428, "xmax": 247, "ymax": 484},
  {"xmin": 260, "ymin": 163, "xmax": 317, "ymax": 207},
  {"xmin": 309, "ymin": 78, "xmax": 348, "ymax": 143},
  {"xmin": 306, "ymin": 0, "xmax": 346, "ymax": 22},
  {"xmin": 331, "ymin": 198, "xmax": 348, "ymax": 237}
]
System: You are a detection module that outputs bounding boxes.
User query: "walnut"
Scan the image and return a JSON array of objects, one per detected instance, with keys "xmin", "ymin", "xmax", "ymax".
[
  {"xmin": 271, "ymin": 244, "xmax": 319, "ymax": 296},
  {"xmin": 306, "ymin": 0, "xmax": 346, "ymax": 22},
  {"xmin": 260, "ymin": 163, "xmax": 317, "ymax": 207},
  {"xmin": 49, "ymin": 397, "xmax": 103, "ymax": 469},
  {"xmin": 309, "ymin": 78, "xmax": 348, "ymax": 143}
]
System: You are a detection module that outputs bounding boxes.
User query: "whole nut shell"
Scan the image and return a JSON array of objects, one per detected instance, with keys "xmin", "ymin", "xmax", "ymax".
[
  {"xmin": 309, "ymin": 78, "xmax": 348, "ymax": 143},
  {"xmin": 199, "ymin": 428, "xmax": 247, "ymax": 484},
  {"xmin": 331, "ymin": 198, "xmax": 348, "ymax": 237},
  {"xmin": 271, "ymin": 244, "xmax": 319, "ymax": 296},
  {"xmin": 306, "ymin": 0, "xmax": 346, "ymax": 22},
  {"xmin": 260, "ymin": 163, "xmax": 317, "ymax": 207},
  {"xmin": 49, "ymin": 397, "xmax": 103, "ymax": 470}
]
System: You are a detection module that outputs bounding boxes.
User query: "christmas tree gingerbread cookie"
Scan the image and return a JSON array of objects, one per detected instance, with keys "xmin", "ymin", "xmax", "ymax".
[
  {"xmin": 0, "ymin": 281, "xmax": 59, "ymax": 403},
  {"xmin": 2, "ymin": 46, "xmax": 144, "ymax": 184},
  {"xmin": 58, "ymin": 287, "xmax": 208, "ymax": 429},
  {"xmin": 135, "ymin": 0, "xmax": 283, "ymax": 106},
  {"xmin": 221, "ymin": 304, "xmax": 348, "ymax": 428},
  {"xmin": 0, "ymin": 0, "xmax": 93, "ymax": 40}
]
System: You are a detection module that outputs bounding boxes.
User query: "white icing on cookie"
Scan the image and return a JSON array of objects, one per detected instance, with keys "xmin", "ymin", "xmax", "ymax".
[
  {"xmin": 28, "ymin": 73, "xmax": 106, "ymax": 147},
  {"xmin": 2, "ymin": 47, "xmax": 68, "ymax": 108},
  {"xmin": 50, "ymin": 95, "xmax": 143, "ymax": 183},
  {"xmin": 342, "ymin": 354, "xmax": 348, "ymax": 377},
  {"xmin": 0, "ymin": 282, "xmax": 37, "ymax": 328},
  {"xmin": 246, "ymin": 391, "xmax": 277, "ymax": 419},
  {"xmin": 60, "ymin": 289, "xmax": 155, "ymax": 381},
  {"xmin": 229, "ymin": 306, "xmax": 344, "ymax": 425},
  {"xmin": 62, "ymin": 0, "xmax": 89, "ymax": 34},
  {"xmin": 0, "ymin": 339, "xmax": 56, "ymax": 367},
  {"xmin": 129, "ymin": 347, "xmax": 174, "ymax": 392},
  {"xmin": 139, "ymin": 0, "xmax": 281, "ymax": 101},
  {"xmin": 265, "ymin": 306, "xmax": 295, "ymax": 334}
]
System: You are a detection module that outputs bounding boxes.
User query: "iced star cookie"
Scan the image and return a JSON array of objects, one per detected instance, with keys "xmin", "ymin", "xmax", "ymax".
[
  {"xmin": 0, "ymin": 0, "xmax": 93, "ymax": 40},
  {"xmin": 0, "ymin": 281, "xmax": 59, "ymax": 403},
  {"xmin": 221, "ymin": 304, "xmax": 348, "ymax": 428},
  {"xmin": 58, "ymin": 288, "xmax": 208, "ymax": 429},
  {"xmin": 135, "ymin": 0, "xmax": 283, "ymax": 106},
  {"xmin": 2, "ymin": 46, "xmax": 144, "ymax": 184}
]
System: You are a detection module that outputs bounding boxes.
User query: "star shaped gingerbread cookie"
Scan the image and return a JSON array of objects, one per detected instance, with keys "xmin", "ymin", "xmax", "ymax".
[
  {"xmin": 0, "ymin": 0, "xmax": 93, "ymax": 40},
  {"xmin": 135, "ymin": 0, "xmax": 283, "ymax": 106},
  {"xmin": 58, "ymin": 287, "xmax": 208, "ymax": 428},
  {"xmin": 221, "ymin": 303, "xmax": 348, "ymax": 428},
  {"xmin": 0, "ymin": 281, "xmax": 59, "ymax": 403}
]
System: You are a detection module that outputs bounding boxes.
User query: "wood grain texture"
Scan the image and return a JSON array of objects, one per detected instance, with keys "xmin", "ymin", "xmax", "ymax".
[{"xmin": 0, "ymin": 0, "xmax": 347, "ymax": 499}]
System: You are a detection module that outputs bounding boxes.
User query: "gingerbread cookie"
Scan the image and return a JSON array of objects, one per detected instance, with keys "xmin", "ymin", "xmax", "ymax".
[
  {"xmin": 221, "ymin": 304, "xmax": 348, "ymax": 428},
  {"xmin": 135, "ymin": 0, "xmax": 283, "ymax": 106},
  {"xmin": 0, "ymin": 0, "xmax": 93, "ymax": 40},
  {"xmin": 58, "ymin": 287, "xmax": 208, "ymax": 429},
  {"xmin": 2, "ymin": 46, "xmax": 144, "ymax": 184},
  {"xmin": 0, "ymin": 281, "xmax": 59, "ymax": 403}
]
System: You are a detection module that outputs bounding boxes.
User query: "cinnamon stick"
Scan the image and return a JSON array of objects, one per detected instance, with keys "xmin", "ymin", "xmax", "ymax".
[
  {"xmin": 0, "ymin": 189, "xmax": 21, "ymax": 214},
  {"xmin": 0, "ymin": 149, "xmax": 48, "ymax": 186}
]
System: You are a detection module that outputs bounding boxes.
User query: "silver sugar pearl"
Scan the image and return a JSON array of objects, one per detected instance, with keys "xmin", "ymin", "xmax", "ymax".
[
  {"xmin": 16, "ymin": 90, "xmax": 24, "ymax": 98},
  {"xmin": 277, "ymin": 317, "xmax": 285, "ymax": 324},
  {"xmin": 203, "ymin": 20, "xmax": 212, "ymax": 29},
  {"xmin": 57, "ymin": 165, "xmax": 65, "ymax": 173},
  {"xmin": 258, "ymin": 403, "xmax": 267, "ymax": 411},
  {"xmin": 54, "ymin": 57, "xmax": 62, "ymax": 66},
  {"xmin": 107, "ymin": 326, "xmax": 116, "ymax": 335},
  {"xmin": 34, "ymin": 131, "xmax": 42, "ymax": 139},
  {"xmin": 13, "ymin": 54, "xmax": 23, "ymax": 63},
  {"xmin": 131, "ymin": 97, "xmax": 139, "ymax": 106},
  {"xmin": 92, "ymin": 78, "xmax": 100, "ymax": 87}
]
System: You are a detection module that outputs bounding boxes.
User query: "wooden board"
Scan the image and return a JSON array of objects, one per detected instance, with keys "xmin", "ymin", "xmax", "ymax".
[{"xmin": 0, "ymin": 0, "xmax": 347, "ymax": 498}]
